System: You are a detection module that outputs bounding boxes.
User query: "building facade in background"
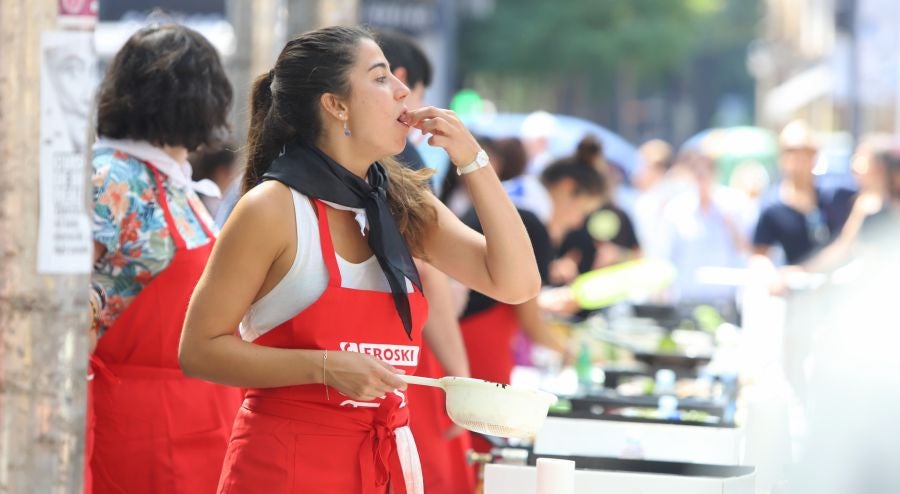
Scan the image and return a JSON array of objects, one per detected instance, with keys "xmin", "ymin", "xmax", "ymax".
[{"xmin": 751, "ymin": 0, "xmax": 900, "ymax": 140}]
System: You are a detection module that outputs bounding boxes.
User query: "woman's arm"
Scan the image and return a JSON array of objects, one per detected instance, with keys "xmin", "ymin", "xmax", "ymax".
[
  {"xmin": 404, "ymin": 106, "xmax": 541, "ymax": 303},
  {"xmin": 422, "ymin": 193, "xmax": 540, "ymax": 304},
  {"xmin": 179, "ymin": 182, "xmax": 405, "ymax": 400},
  {"xmin": 513, "ymin": 298, "xmax": 567, "ymax": 353}
]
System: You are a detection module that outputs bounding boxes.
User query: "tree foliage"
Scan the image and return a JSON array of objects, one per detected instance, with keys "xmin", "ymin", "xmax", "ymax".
[
  {"xmin": 459, "ymin": 0, "xmax": 763, "ymax": 132},
  {"xmin": 460, "ymin": 0, "xmax": 724, "ymax": 83}
]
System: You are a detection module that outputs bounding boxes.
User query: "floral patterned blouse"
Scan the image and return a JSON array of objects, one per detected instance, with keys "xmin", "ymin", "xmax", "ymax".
[{"xmin": 92, "ymin": 147, "xmax": 218, "ymax": 335}]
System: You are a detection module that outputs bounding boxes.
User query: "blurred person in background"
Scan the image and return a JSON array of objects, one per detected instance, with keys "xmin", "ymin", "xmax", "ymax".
[
  {"xmin": 769, "ymin": 136, "xmax": 900, "ymax": 412},
  {"xmin": 843, "ymin": 135, "xmax": 900, "ymax": 227},
  {"xmin": 753, "ymin": 120, "xmax": 856, "ymax": 267},
  {"xmin": 634, "ymin": 139, "xmax": 673, "ymax": 193},
  {"xmin": 377, "ymin": 29, "xmax": 476, "ymax": 494},
  {"xmin": 521, "ymin": 110, "xmax": 559, "ymax": 175},
  {"xmin": 189, "ymin": 142, "xmax": 239, "ymax": 219},
  {"xmin": 806, "ymin": 135, "xmax": 900, "ymax": 271},
  {"xmin": 440, "ymin": 136, "xmax": 529, "ymax": 218},
  {"xmin": 502, "ymin": 112, "xmax": 557, "ymax": 222},
  {"xmin": 729, "ymin": 159, "xmax": 770, "ymax": 205},
  {"xmin": 557, "ymin": 136, "xmax": 641, "ymax": 280},
  {"xmin": 439, "ymin": 136, "xmax": 494, "ymax": 216},
  {"xmin": 633, "ymin": 138, "xmax": 695, "ymax": 260},
  {"xmin": 457, "ymin": 158, "xmax": 605, "ymax": 454},
  {"xmin": 495, "ymin": 135, "xmax": 529, "ymax": 179},
  {"xmin": 87, "ymin": 24, "xmax": 243, "ymax": 494},
  {"xmin": 658, "ymin": 146, "xmax": 754, "ymax": 313},
  {"xmin": 459, "ymin": 159, "xmax": 607, "ymax": 380}
]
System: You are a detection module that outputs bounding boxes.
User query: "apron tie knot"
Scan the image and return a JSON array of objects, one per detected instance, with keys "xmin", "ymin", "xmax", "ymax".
[{"xmin": 360, "ymin": 392, "xmax": 409, "ymax": 493}]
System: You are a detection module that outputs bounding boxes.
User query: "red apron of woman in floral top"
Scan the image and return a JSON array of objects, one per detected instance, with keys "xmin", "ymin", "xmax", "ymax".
[{"xmin": 88, "ymin": 164, "xmax": 243, "ymax": 493}]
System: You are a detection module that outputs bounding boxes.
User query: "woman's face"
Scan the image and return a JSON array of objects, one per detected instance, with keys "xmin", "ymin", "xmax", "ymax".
[{"xmin": 342, "ymin": 38, "xmax": 412, "ymax": 159}]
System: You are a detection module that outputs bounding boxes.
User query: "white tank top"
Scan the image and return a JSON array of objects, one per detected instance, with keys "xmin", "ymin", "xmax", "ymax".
[{"xmin": 240, "ymin": 190, "xmax": 410, "ymax": 342}]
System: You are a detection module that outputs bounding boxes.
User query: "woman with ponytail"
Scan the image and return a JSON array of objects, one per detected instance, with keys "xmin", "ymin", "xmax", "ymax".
[{"xmin": 179, "ymin": 26, "xmax": 540, "ymax": 493}]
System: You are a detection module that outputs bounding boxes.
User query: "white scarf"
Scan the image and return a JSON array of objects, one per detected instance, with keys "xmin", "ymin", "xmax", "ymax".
[
  {"xmin": 321, "ymin": 200, "xmax": 368, "ymax": 235},
  {"xmin": 93, "ymin": 137, "xmax": 222, "ymax": 198}
]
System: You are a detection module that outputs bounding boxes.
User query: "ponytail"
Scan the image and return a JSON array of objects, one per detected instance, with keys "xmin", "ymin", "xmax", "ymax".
[
  {"xmin": 242, "ymin": 70, "xmax": 290, "ymax": 194},
  {"xmin": 574, "ymin": 135, "xmax": 602, "ymax": 166},
  {"xmin": 541, "ymin": 158, "xmax": 608, "ymax": 198}
]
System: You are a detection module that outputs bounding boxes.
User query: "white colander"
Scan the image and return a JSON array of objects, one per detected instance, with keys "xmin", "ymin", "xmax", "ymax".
[{"xmin": 400, "ymin": 375, "xmax": 558, "ymax": 439}]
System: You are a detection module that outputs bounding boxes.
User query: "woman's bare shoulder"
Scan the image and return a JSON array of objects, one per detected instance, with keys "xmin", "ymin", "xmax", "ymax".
[{"xmin": 222, "ymin": 180, "xmax": 295, "ymax": 243}]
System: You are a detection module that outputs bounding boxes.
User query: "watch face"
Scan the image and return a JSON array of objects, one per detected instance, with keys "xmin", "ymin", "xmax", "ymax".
[{"xmin": 476, "ymin": 149, "xmax": 489, "ymax": 166}]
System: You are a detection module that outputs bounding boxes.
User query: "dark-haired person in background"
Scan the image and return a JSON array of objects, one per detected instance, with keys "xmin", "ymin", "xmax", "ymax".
[
  {"xmin": 805, "ymin": 135, "xmax": 900, "ymax": 271},
  {"xmin": 87, "ymin": 24, "xmax": 243, "ymax": 494},
  {"xmin": 377, "ymin": 29, "xmax": 477, "ymax": 494},
  {"xmin": 556, "ymin": 136, "xmax": 641, "ymax": 283},
  {"xmin": 753, "ymin": 120, "xmax": 856, "ymax": 266},
  {"xmin": 459, "ymin": 158, "xmax": 606, "ymax": 453}
]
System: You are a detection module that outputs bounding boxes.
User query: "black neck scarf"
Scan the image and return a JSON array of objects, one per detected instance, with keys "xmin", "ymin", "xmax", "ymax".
[{"xmin": 262, "ymin": 143, "xmax": 422, "ymax": 339}]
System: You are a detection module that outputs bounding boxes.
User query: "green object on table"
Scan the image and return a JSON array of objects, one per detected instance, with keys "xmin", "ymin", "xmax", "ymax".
[
  {"xmin": 693, "ymin": 304, "xmax": 724, "ymax": 332},
  {"xmin": 570, "ymin": 259, "xmax": 676, "ymax": 310},
  {"xmin": 657, "ymin": 332, "xmax": 678, "ymax": 354},
  {"xmin": 575, "ymin": 341, "xmax": 593, "ymax": 385},
  {"xmin": 549, "ymin": 398, "xmax": 572, "ymax": 414}
]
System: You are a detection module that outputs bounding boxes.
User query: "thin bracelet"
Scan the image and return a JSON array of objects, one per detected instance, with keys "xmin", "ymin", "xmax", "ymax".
[{"xmin": 322, "ymin": 349, "xmax": 330, "ymax": 400}]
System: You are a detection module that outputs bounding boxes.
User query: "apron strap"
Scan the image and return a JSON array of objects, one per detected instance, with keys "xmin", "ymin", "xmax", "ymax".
[
  {"xmin": 146, "ymin": 163, "xmax": 217, "ymax": 250},
  {"xmin": 147, "ymin": 164, "xmax": 188, "ymax": 251},
  {"xmin": 314, "ymin": 199, "xmax": 343, "ymax": 288},
  {"xmin": 88, "ymin": 354, "xmax": 120, "ymax": 384},
  {"xmin": 188, "ymin": 200, "xmax": 217, "ymax": 239}
]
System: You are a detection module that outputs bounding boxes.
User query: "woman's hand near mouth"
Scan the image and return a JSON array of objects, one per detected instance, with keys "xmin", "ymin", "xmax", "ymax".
[{"xmin": 399, "ymin": 106, "xmax": 481, "ymax": 168}]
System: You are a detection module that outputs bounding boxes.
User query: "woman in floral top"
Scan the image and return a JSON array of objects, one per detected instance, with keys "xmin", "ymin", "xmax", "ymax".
[
  {"xmin": 86, "ymin": 24, "xmax": 243, "ymax": 494},
  {"xmin": 92, "ymin": 146, "xmax": 219, "ymax": 333}
]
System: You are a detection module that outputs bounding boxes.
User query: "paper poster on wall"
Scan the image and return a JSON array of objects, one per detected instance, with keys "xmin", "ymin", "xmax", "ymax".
[{"xmin": 36, "ymin": 31, "xmax": 96, "ymax": 274}]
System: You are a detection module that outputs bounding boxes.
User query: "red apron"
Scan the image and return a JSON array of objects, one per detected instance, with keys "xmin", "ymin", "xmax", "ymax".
[
  {"xmin": 407, "ymin": 343, "xmax": 477, "ymax": 494},
  {"xmin": 217, "ymin": 199, "xmax": 428, "ymax": 494},
  {"xmin": 88, "ymin": 164, "xmax": 243, "ymax": 493},
  {"xmin": 459, "ymin": 303, "xmax": 519, "ymax": 454}
]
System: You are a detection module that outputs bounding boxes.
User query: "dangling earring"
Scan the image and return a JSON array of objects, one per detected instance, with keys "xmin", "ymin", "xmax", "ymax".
[{"xmin": 339, "ymin": 112, "xmax": 351, "ymax": 137}]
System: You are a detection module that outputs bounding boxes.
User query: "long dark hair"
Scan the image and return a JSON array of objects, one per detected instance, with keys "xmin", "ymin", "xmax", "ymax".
[
  {"xmin": 96, "ymin": 24, "xmax": 232, "ymax": 150},
  {"xmin": 243, "ymin": 25, "xmax": 435, "ymax": 254}
]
